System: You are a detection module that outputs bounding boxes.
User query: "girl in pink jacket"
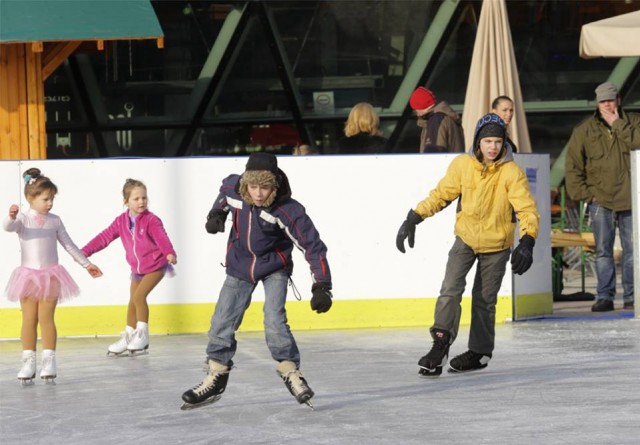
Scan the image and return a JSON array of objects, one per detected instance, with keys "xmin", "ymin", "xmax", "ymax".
[{"xmin": 82, "ymin": 179, "xmax": 177, "ymax": 356}]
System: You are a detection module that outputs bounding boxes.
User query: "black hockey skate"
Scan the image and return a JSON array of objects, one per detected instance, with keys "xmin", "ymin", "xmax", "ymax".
[
  {"xmin": 277, "ymin": 360, "xmax": 315, "ymax": 409},
  {"xmin": 448, "ymin": 350, "xmax": 491, "ymax": 374},
  {"xmin": 418, "ymin": 329, "xmax": 451, "ymax": 377},
  {"xmin": 180, "ymin": 360, "xmax": 231, "ymax": 410}
]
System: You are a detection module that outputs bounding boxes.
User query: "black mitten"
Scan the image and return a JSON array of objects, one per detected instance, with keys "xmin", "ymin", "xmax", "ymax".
[
  {"xmin": 205, "ymin": 210, "xmax": 227, "ymax": 234},
  {"xmin": 511, "ymin": 234, "xmax": 535, "ymax": 275},
  {"xmin": 310, "ymin": 283, "xmax": 332, "ymax": 313},
  {"xmin": 396, "ymin": 209, "xmax": 423, "ymax": 253}
]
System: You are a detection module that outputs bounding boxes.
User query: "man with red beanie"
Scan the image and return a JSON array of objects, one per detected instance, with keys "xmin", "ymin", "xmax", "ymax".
[{"xmin": 410, "ymin": 86, "xmax": 465, "ymax": 153}]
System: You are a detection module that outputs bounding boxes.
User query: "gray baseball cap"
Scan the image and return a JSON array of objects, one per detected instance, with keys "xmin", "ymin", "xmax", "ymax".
[{"xmin": 595, "ymin": 82, "xmax": 618, "ymax": 102}]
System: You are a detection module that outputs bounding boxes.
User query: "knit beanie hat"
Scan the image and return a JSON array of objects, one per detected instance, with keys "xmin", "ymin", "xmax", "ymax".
[
  {"xmin": 409, "ymin": 87, "xmax": 437, "ymax": 111},
  {"xmin": 476, "ymin": 123, "xmax": 505, "ymax": 142},
  {"xmin": 240, "ymin": 153, "xmax": 279, "ymax": 206},
  {"xmin": 245, "ymin": 152, "xmax": 278, "ymax": 174}
]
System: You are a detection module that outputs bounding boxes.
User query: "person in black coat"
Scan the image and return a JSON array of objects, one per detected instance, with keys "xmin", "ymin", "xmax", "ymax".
[{"xmin": 337, "ymin": 102, "xmax": 388, "ymax": 154}]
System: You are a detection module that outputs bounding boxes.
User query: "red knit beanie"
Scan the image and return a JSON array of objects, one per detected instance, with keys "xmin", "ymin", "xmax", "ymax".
[{"xmin": 409, "ymin": 87, "xmax": 437, "ymax": 110}]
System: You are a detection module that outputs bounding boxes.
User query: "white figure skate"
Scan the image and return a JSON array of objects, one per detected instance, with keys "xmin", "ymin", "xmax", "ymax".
[
  {"xmin": 17, "ymin": 350, "xmax": 36, "ymax": 386},
  {"xmin": 40, "ymin": 350, "xmax": 57, "ymax": 384}
]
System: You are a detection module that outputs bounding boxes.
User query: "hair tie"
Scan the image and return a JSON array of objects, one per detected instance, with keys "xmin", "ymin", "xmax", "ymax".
[{"xmin": 24, "ymin": 174, "xmax": 37, "ymax": 185}]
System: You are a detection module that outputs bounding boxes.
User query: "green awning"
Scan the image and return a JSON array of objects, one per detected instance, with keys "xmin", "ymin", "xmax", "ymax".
[{"xmin": 0, "ymin": 0, "xmax": 163, "ymax": 44}]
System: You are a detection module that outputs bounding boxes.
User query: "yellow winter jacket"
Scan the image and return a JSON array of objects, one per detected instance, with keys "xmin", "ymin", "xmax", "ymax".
[{"xmin": 414, "ymin": 151, "xmax": 539, "ymax": 253}]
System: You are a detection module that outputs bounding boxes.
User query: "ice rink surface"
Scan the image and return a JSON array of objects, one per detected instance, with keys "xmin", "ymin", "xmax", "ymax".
[{"xmin": 1, "ymin": 316, "xmax": 639, "ymax": 445}]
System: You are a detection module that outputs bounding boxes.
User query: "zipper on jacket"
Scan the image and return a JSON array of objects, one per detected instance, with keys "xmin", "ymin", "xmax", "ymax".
[
  {"xmin": 246, "ymin": 208, "xmax": 256, "ymax": 283},
  {"xmin": 130, "ymin": 218, "xmax": 141, "ymax": 274}
]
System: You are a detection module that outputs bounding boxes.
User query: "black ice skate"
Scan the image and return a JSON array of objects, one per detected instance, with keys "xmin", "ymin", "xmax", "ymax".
[
  {"xmin": 448, "ymin": 350, "xmax": 491, "ymax": 373},
  {"xmin": 276, "ymin": 360, "xmax": 315, "ymax": 409},
  {"xmin": 418, "ymin": 329, "xmax": 451, "ymax": 377},
  {"xmin": 180, "ymin": 360, "xmax": 231, "ymax": 410}
]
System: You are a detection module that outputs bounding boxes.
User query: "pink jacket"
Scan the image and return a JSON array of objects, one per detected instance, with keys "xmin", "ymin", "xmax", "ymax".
[{"xmin": 82, "ymin": 210, "xmax": 175, "ymax": 275}]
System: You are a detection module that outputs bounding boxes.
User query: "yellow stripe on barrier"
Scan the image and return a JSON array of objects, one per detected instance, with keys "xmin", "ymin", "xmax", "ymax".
[{"xmin": 0, "ymin": 296, "xmax": 514, "ymax": 339}]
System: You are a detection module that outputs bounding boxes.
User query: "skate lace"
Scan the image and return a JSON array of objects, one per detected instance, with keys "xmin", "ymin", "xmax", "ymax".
[
  {"xmin": 192, "ymin": 371, "xmax": 225, "ymax": 396},
  {"xmin": 41, "ymin": 355, "xmax": 54, "ymax": 371},
  {"xmin": 20, "ymin": 355, "xmax": 36, "ymax": 373},
  {"xmin": 282, "ymin": 370, "xmax": 309, "ymax": 396},
  {"xmin": 454, "ymin": 350, "xmax": 480, "ymax": 366}
]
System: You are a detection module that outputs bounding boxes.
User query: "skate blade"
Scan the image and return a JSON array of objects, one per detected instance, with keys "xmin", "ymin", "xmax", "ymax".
[
  {"xmin": 41, "ymin": 376, "xmax": 57, "ymax": 385},
  {"xmin": 304, "ymin": 400, "xmax": 315, "ymax": 410},
  {"xmin": 18, "ymin": 378, "xmax": 35, "ymax": 387},
  {"xmin": 127, "ymin": 349, "xmax": 149, "ymax": 357},
  {"xmin": 180, "ymin": 395, "xmax": 222, "ymax": 411},
  {"xmin": 418, "ymin": 366, "xmax": 443, "ymax": 377},
  {"xmin": 126, "ymin": 345, "xmax": 149, "ymax": 356},
  {"xmin": 447, "ymin": 364, "xmax": 488, "ymax": 374},
  {"xmin": 107, "ymin": 351, "xmax": 129, "ymax": 357}
]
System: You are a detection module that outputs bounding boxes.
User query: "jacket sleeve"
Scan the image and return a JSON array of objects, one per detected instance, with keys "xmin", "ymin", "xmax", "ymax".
[
  {"xmin": 564, "ymin": 126, "xmax": 592, "ymax": 202},
  {"xmin": 81, "ymin": 216, "xmax": 121, "ymax": 257},
  {"xmin": 147, "ymin": 215, "xmax": 176, "ymax": 256},
  {"xmin": 438, "ymin": 117, "xmax": 465, "ymax": 153},
  {"xmin": 414, "ymin": 155, "xmax": 464, "ymax": 218},
  {"xmin": 508, "ymin": 166, "xmax": 540, "ymax": 239},
  {"xmin": 613, "ymin": 112, "xmax": 640, "ymax": 151},
  {"xmin": 279, "ymin": 203, "xmax": 331, "ymax": 286}
]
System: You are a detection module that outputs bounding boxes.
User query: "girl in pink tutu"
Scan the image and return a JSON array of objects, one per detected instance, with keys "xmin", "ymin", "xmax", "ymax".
[
  {"xmin": 4, "ymin": 168, "xmax": 102, "ymax": 385},
  {"xmin": 81, "ymin": 178, "xmax": 177, "ymax": 356}
]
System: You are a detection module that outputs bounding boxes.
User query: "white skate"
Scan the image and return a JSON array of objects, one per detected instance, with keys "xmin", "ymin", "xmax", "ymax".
[
  {"xmin": 107, "ymin": 330, "xmax": 133, "ymax": 356},
  {"xmin": 17, "ymin": 350, "xmax": 36, "ymax": 386},
  {"xmin": 126, "ymin": 327, "xmax": 149, "ymax": 356},
  {"xmin": 276, "ymin": 360, "xmax": 315, "ymax": 409},
  {"xmin": 40, "ymin": 350, "xmax": 57, "ymax": 384}
]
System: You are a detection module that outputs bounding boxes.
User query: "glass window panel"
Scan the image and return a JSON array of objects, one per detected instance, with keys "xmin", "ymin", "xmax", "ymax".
[
  {"xmin": 204, "ymin": 18, "xmax": 293, "ymax": 118},
  {"xmin": 46, "ymin": 131, "xmax": 97, "ymax": 159},
  {"xmin": 507, "ymin": 0, "xmax": 638, "ymax": 102},
  {"xmin": 271, "ymin": 0, "xmax": 445, "ymax": 110},
  {"xmin": 44, "ymin": 64, "xmax": 87, "ymax": 126}
]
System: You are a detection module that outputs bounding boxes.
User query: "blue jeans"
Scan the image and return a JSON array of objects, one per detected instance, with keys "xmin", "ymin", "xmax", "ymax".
[
  {"xmin": 206, "ymin": 271, "xmax": 300, "ymax": 366},
  {"xmin": 589, "ymin": 203, "xmax": 634, "ymax": 303}
]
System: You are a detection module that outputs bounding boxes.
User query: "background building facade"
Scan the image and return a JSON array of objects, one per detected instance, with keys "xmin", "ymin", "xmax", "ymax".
[{"xmin": 44, "ymin": 0, "xmax": 640, "ymax": 170}]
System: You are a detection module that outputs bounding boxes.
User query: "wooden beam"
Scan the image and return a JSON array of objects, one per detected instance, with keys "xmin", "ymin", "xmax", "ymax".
[
  {"xmin": 42, "ymin": 41, "xmax": 82, "ymax": 80},
  {"xmin": 26, "ymin": 44, "xmax": 46, "ymax": 159},
  {"xmin": 31, "ymin": 41, "xmax": 44, "ymax": 53}
]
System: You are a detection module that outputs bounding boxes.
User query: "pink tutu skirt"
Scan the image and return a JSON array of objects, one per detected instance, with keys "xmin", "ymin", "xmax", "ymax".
[{"xmin": 4, "ymin": 265, "xmax": 80, "ymax": 303}]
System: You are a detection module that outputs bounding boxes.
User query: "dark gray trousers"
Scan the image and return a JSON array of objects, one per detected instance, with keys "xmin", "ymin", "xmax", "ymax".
[{"xmin": 431, "ymin": 237, "xmax": 510, "ymax": 356}]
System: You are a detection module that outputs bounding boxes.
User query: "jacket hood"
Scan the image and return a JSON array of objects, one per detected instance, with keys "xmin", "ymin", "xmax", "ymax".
[
  {"xmin": 416, "ymin": 101, "xmax": 462, "ymax": 128},
  {"xmin": 237, "ymin": 167, "xmax": 292, "ymax": 208},
  {"xmin": 469, "ymin": 113, "xmax": 514, "ymax": 164}
]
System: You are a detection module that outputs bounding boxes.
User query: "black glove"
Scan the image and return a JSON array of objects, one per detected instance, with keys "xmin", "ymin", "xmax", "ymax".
[
  {"xmin": 396, "ymin": 209, "xmax": 423, "ymax": 253},
  {"xmin": 205, "ymin": 210, "xmax": 227, "ymax": 234},
  {"xmin": 310, "ymin": 283, "xmax": 332, "ymax": 314},
  {"xmin": 511, "ymin": 234, "xmax": 535, "ymax": 275}
]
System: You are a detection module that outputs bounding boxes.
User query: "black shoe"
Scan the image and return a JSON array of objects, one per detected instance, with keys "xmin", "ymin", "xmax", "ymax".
[
  {"xmin": 418, "ymin": 329, "xmax": 451, "ymax": 377},
  {"xmin": 623, "ymin": 302, "xmax": 634, "ymax": 310},
  {"xmin": 591, "ymin": 299, "xmax": 614, "ymax": 312},
  {"xmin": 448, "ymin": 350, "xmax": 491, "ymax": 373}
]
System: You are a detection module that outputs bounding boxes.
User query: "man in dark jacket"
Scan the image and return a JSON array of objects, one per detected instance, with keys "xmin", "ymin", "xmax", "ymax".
[
  {"xmin": 410, "ymin": 86, "xmax": 465, "ymax": 153},
  {"xmin": 565, "ymin": 81, "xmax": 640, "ymax": 312},
  {"xmin": 181, "ymin": 153, "xmax": 332, "ymax": 410}
]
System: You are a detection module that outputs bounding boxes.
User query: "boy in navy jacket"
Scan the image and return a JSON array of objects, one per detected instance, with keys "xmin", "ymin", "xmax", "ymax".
[{"xmin": 181, "ymin": 153, "xmax": 332, "ymax": 409}]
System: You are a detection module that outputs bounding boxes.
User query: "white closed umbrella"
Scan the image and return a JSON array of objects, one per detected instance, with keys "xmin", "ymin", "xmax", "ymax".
[{"xmin": 461, "ymin": 0, "xmax": 531, "ymax": 153}]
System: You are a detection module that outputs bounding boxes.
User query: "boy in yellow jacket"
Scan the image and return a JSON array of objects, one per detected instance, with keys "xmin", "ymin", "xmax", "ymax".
[{"xmin": 396, "ymin": 113, "xmax": 539, "ymax": 375}]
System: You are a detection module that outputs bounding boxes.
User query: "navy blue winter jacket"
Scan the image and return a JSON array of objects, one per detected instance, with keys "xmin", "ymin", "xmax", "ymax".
[{"xmin": 209, "ymin": 171, "xmax": 331, "ymax": 286}]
